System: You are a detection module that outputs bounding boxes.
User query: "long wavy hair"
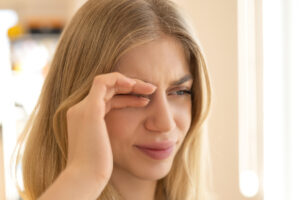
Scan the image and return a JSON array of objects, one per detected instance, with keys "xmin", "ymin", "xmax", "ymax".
[{"xmin": 13, "ymin": 0, "xmax": 212, "ymax": 199}]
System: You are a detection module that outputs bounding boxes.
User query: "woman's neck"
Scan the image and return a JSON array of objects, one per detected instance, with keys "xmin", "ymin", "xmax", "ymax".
[{"xmin": 110, "ymin": 166, "xmax": 157, "ymax": 200}]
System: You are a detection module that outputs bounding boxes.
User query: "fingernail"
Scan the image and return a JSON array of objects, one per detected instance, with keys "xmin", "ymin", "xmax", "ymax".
[
  {"xmin": 141, "ymin": 97, "xmax": 150, "ymax": 104},
  {"xmin": 146, "ymin": 83, "xmax": 157, "ymax": 89}
]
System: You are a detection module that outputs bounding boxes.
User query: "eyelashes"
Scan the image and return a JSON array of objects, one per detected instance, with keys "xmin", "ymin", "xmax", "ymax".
[
  {"xmin": 173, "ymin": 90, "xmax": 192, "ymax": 96},
  {"xmin": 131, "ymin": 89, "xmax": 192, "ymax": 99}
]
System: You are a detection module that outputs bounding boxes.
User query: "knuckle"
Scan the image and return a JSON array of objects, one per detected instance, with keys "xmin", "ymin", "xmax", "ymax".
[
  {"xmin": 111, "ymin": 71, "xmax": 121, "ymax": 77},
  {"xmin": 93, "ymin": 75, "xmax": 104, "ymax": 85},
  {"xmin": 92, "ymin": 76, "xmax": 106, "ymax": 92},
  {"xmin": 114, "ymin": 85, "xmax": 119, "ymax": 93},
  {"xmin": 112, "ymin": 72, "xmax": 125, "ymax": 81}
]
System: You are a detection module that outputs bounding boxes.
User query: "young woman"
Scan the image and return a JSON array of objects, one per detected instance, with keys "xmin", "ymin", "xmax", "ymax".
[{"xmin": 13, "ymin": 0, "xmax": 211, "ymax": 199}]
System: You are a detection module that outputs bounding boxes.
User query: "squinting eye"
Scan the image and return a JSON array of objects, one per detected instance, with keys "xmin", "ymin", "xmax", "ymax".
[
  {"xmin": 132, "ymin": 93, "xmax": 150, "ymax": 99},
  {"xmin": 172, "ymin": 90, "xmax": 192, "ymax": 96}
]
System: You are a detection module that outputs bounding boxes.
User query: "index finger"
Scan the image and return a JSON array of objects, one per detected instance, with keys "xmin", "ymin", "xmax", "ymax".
[{"xmin": 90, "ymin": 72, "xmax": 156, "ymax": 103}]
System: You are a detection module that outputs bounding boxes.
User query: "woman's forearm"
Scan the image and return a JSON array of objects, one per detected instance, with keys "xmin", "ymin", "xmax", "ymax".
[{"xmin": 38, "ymin": 168, "xmax": 106, "ymax": 200}]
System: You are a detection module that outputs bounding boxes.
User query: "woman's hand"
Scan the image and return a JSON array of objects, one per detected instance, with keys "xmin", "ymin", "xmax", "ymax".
[
  {"xmin": 65, "ymin": 72, "xmax": 156, "ymax": 187},
  {"xmin": 38, "ymin": 72, "xmax": 156, "ymax": 200}
]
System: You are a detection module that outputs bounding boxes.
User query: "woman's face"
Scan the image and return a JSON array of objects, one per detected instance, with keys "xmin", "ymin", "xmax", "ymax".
[{"xmin": 105, "ymin": 34, "xmax": 193, "ymax": 181}]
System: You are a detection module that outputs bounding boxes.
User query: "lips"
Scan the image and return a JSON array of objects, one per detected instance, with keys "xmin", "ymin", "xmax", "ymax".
[
  {"xmin": 134, "ymin": 141, "xmax": 176, "ymax": 160},
  {"xmin": 134, "ymin": 141, "xmax": 175, "ymax": 150}
]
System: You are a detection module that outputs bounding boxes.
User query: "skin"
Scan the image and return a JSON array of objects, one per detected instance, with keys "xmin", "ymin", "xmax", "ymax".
[
  {"xmin": 105, "ymin": 34, "xmax": 193, "ymax": 200},
  {"xmin": 38, "ymin": 34, "xmax": 192, "ymax": 200}
]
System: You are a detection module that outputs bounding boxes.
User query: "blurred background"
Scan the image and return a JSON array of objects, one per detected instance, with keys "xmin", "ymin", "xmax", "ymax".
[{"xmin": 0, "ymin": 0, "xmax": 299, "ymax": 199}]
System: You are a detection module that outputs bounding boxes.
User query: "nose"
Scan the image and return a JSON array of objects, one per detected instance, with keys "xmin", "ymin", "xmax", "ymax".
[{"xmin": 144, "ymin": 91, "xmax": 176, "ymax": 133}]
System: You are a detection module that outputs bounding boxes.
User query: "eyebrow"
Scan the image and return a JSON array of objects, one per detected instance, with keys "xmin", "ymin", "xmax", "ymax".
[
  {"xmin": 138, "ymin": 74, "xmax": 193, "ymax": 86},
  {"xmin": 170, "ymin": 74, "xmax": 193, "ymax": 86}
]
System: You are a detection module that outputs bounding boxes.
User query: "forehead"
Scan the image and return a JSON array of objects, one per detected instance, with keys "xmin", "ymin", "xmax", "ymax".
[{"xmin": 115, "ymin": 35, "xmax": 192, "ymax": 84}]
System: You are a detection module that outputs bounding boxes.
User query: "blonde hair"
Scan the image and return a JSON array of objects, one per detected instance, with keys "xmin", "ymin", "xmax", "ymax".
[{"xmin": 13, "ymin": 0, "xmax": 212, "ymax": 199}]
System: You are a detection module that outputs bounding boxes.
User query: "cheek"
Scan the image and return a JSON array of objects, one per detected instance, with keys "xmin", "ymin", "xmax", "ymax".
[{"xmin": 172, "ymin": 100, "xmax": 192, "ymax": 138}]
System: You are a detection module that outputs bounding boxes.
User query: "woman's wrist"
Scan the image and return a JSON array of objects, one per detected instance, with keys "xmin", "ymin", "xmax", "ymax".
[
  {"xmin": 38, "ymin": 167, "xmax": 107, "ymax": 200},
  {"xmin": 63, "ymin": 165, "xmax": 109, "ymax": 193}
]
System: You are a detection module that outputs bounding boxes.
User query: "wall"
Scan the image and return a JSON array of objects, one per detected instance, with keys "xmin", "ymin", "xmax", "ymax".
[
  {"xmin": 0, "ymin": 0, "xmax": 262, "ymax": 199},
  {"xmin": 176, "ymin": 0, "xmax": 260, "ymax": 199},
  {"xmin": 0, "ymin": 0, "xmax": 71, "ymax": 24},
  {"xmin": 0, "ymin": 127, "xmax": 5, "ymax": 200}
]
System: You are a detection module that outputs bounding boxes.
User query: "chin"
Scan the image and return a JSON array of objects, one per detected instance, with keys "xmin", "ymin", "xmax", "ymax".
[{"xmin": 134, "ymin": 161, "xmax": 173, "ymax": 181}]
